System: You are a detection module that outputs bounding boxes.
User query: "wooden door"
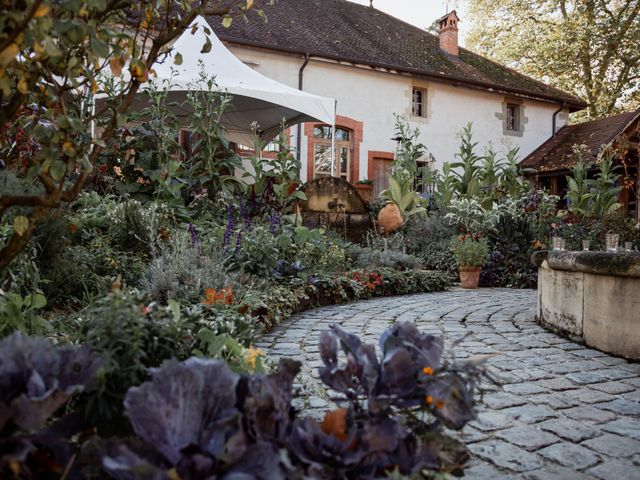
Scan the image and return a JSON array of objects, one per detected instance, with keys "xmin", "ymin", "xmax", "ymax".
[{"xmin": 372, "ymin": 157, "xmax": 393, "ymax": 197}]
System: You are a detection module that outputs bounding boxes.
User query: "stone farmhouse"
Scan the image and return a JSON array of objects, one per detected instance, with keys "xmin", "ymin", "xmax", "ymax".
[{"xmin": 205, "ymin": 0, "xmax": 585, "ymax": 195}]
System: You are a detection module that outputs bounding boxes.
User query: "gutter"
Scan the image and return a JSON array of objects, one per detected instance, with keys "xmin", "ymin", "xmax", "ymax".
[{"xmin": 296, "ymin": 53, "xmax": 311, "ymax": 162}]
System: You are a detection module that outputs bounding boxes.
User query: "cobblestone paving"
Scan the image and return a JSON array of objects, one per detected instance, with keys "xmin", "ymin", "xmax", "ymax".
[{"xmin": 256, "ymin": 288, "xmax": 640, "ymax": 480}]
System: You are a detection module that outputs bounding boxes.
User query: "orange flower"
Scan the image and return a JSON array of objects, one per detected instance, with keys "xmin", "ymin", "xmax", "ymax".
[
  {"xmin": 68, "ymin": 223, "xmax": 78, "ymax": 234},
  {"xmin": 204, "ymin": 288, "xmax": 217, "ymax": 306},
  {"xmin": 425, "ymin": 395, "xmax": 433, "ymax": 405},
  {"xmin": 422, "ymin": 366, "xmax": 434, "ymax": 376},
  {"xmin": 322, "ymin": 408, "xmax": 349, "ymax": 442},
  {"xmin": 436, "ymin": 400, "xmax": 445, "ymax": 410},
  {"xmin": 203, "ymin": 287, "xmax": 234, "ymax": 306}
]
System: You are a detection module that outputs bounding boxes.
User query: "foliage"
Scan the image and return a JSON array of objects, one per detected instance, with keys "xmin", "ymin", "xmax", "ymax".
[
  {"xmin": 436, "ymin": 124, "xmax": 526, "ymax": 208},
  {"xmin": 245, "ymin": 121, "xmax": 307, "ymax": 214},
  {"xmin": 100, "ymin": 322, "xmax": 483, "ymax": 479},
  {"xmin": 0, "ymin": 332, "xmax": 102, "ymax": 479},
  {"xmin": 402, "ymin": 214, "xmax": 458, "ymax": 275},
  {"xmin": 0, "ymin": 0, "xmax": 257, "ymax": 269},
  {"xmin": 143, "ymin": 230, "xmax": 235, "ymax": 304},
  {"xmin": 450, "ymin": 235, "xmax": 489, "ymax": 270},
  {"xmin": 0, "ymin": 220, "xmax": 41, "ymax": 295},
  {"xmin": 184, "ymin": 69, "xmax": 245, "ymax": 197},
  {"xmin": 79, "ymin": 289, "xmax": 191, "ymax": 434},
  {"xmin": 0, "ymin": 290, "xmax": 49, "ymax": 339},
  {"xmin": 351, "ymin": 246, "xmax": 423, "ymax": 271},
  {"xmin": 467, "ymin": 1, "xmax": 640, "ymax": 118},
  {"xmin": 565, "ymin": 145, "xmax": 622, "ymax": 219},
  {"xmin": 381, "ymin": 116, "xmax": 426, "ymax": 217},
  {"xmin": 444, "ymin": 197, "xmax": 489, "ymax": 234}
]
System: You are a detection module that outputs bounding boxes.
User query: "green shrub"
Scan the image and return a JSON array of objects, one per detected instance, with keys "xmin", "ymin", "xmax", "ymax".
[
  {"xmin": 350, "ymin": 246, "xmax": 423, "ymax": 271},
  {"xmin": 450, "ymin": 235, "xmax": 489, "ymax": 269},
  {"xmin": 143, "ymin": 232, "xmax": 234, "ymax": 304},
  {"xmin": 224, "ymin": 225, "xmax": 280, "ymax": 276},
  {"xmin": 79, "ymin": 289, "xmax": 190, "ymax": 434},
  {"xmin": 0, "ymin": 291, "xmax": 49, "ymax": 338},
  {"xmin": 402, "ymin": 214, "xmax": 458, "ymax": 275}
]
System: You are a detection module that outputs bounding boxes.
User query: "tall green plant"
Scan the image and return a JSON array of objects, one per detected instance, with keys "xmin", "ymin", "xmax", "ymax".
[
  {"xmin": 244, "ymin": 121, "xmax": 306, "ymax": 213},
  {"xmin": 381, "ymin": 115, "xmax": 426, "ymax": 217},
  {"xmin": 565, "ymin": 144, "xmax": 622, "ymax": 219},
  {"xmin": 185, "ymin": 68, "xmax": 244, "ymax": 196}
]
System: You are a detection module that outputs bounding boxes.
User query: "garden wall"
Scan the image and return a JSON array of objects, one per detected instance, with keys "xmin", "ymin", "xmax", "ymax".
[{"xmin": 536, "ymin": 251, "xmax": 640, "ymax": 360}]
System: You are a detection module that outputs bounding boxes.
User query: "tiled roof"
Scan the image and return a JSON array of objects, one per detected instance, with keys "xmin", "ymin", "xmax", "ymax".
[
  {"xmin": 206, "ymin": 0, "xmax": 586, "ymax": 109},
  {"xmin": 520, "ymin": 109, "xmax": 640, "ymax": 173}
]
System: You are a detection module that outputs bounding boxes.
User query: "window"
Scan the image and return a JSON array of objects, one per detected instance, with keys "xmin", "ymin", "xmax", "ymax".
[
  {"xmin": 412, "ymin": 88, "xmax": 427, "ymax": 117},
  {"xmin": 312, "ymin": 126, "xmax": 352, "ymax": 180},
  {"xmin": 506, "ymin": 103, "xmax": 521, "ymax": 132},
  {"xmin": 415, "ymin": 154, "xmax": 436, "ymax": 194}
]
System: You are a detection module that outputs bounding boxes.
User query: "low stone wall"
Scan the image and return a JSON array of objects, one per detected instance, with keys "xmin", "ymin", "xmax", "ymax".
[{"xmin": 536, "ymin": 251, "xmax": 640, "ymax": 360}]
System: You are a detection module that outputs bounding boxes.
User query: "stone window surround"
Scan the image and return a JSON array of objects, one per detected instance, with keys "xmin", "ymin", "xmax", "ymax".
[
  {"xmin": 496, "ymin": 97, "xmax": 528, "ymax": 137},
  {"xmin": 405, "ymin": 81, "xmax": 432, "ymax": 124},
  {"xmin": 304, "ymin": 115, "xmax": 364, "ymax": 183}
]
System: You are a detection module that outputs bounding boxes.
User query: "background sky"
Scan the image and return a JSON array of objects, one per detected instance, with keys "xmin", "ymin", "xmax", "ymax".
[{"xmin": 348, "ymin": 0, "xmax": 469, "ymax": 45}]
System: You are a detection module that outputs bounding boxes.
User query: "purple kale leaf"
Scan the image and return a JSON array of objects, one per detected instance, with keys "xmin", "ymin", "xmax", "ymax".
[
  {"xmin": 123, "ymin": 357, "xmax": 241, "ymax": 465},
  {"xmin": 0, "ymin": 332, "xmax": 102, "ymax": 431}
]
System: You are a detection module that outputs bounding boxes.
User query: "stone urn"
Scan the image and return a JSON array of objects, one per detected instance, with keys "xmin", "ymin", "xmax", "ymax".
[
  {"xmin": 377, "ymin": 202, "xmax": 403, "ymax": 235},
  {"xmin": 459, "ymin": 268, "xmax": 481, "ymax": 289}
]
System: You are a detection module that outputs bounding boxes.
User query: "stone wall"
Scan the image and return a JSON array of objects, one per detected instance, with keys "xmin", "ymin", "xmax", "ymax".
[{"xmin": 537, "ymin": 251, "xmax": 640, "ymax": 360}]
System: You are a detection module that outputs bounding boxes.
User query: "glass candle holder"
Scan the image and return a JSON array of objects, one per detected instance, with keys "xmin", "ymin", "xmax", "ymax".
[
  {"xmin": 552, "ymin": 236, "xmax": 565, "ymax": 251},
  {"xmin": 625, "ymin": 242, "xmax": 633, "ymax": 252},
  {"xmin": 606, "ymin": 233, "xmax": 619, "ymax": 253},
  {"xmin": 582, "ymin": 240, "xmax": 590, "ymax": 251}
]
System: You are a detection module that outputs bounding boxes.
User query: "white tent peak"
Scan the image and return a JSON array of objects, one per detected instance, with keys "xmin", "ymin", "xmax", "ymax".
[{"xmin": 150, "ymin": 15, "xmax": 336, "ymax": 146}]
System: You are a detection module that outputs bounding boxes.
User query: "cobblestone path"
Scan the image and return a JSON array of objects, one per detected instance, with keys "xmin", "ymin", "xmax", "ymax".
[{"xmin": 256, "ymin": 288, "xmax": 640, "ymax": 480}]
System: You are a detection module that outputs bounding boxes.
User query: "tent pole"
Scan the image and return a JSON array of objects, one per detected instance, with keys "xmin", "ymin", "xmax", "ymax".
[{"xmin": 331, "ymin": 100, "xmax": 337, "ymax": 177}]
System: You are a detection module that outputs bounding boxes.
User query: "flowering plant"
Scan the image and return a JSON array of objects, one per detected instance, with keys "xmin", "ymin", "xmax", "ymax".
[
  {"xmin": 450, "ymin": 234, "xmax": 489, "ymax": 270},
  {"xmin": 349, "ymin": 271, "xmax": 385, "ymax": 291}
]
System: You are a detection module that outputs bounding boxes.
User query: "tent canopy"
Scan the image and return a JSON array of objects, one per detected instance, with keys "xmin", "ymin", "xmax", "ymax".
[{"xmin": 147, "ymin": 16, "xmax": 336, "ymax": 146}]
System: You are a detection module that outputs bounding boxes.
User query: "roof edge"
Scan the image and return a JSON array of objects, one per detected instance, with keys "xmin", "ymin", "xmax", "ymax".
[
  {"xmin": 219, "ymin": 36, "xmax": 588, "ymax": 110},
  {"xmin": 520, "ymin": 108, "xmax": 640, "ymax": 172}
]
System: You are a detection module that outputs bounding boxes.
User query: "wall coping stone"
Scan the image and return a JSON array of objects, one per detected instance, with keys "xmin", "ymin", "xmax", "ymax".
[{"xmin": 545, "ymin": 251, "xmax": 640, "ymax": 278}]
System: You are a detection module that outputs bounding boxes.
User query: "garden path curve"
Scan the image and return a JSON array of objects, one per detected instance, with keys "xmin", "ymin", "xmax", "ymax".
[{"xmin": 256, "ymin": 288, "xmax": 640, "ymax": 480}]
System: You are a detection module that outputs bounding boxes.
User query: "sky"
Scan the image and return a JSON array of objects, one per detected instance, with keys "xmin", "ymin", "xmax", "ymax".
[{"xmin": 348, "ymin": 0, "xmax": 469, "ymax": 45}]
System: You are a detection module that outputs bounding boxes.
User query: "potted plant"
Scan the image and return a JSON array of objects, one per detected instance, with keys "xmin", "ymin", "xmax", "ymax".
[
  {"xmin": 450, "ymin": 234, "xmax": 489, "ymax": 289},
  {"xmin": 355, "ymin": 179, "xmax": 374, "ymax": 203}
]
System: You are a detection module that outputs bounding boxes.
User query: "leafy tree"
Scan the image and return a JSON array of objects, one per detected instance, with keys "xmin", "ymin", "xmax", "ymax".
[
  {"xmin": 466, "ymin": 0, "xmax": 640, "ymax": 119},
  {"xmin": 0, "ymin": 0, "xmax": 257, "ymax": 270}
]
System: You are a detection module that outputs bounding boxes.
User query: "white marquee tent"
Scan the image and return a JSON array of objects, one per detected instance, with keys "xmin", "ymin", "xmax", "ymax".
[{"xmin": 148, "ymin": 16, "xmax": 336, "ymax": 149}]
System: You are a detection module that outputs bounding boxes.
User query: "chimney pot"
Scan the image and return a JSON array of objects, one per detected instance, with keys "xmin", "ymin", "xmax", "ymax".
[{"xmin": 438, "ymin": 10, "xmax": 460, "ymax": 57}]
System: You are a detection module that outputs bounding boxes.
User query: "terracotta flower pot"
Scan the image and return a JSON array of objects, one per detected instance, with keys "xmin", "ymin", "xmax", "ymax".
[
  {"xmin": 377, "ymin": 202, "xmax": 403, "ymax": 235},
  {"xmin": 355, "ymin": 183, "xmax": 374, "ymax": 203},
  {"xmin": 459, "ymin": 268, "xmax": 481, "ymax": 289}
]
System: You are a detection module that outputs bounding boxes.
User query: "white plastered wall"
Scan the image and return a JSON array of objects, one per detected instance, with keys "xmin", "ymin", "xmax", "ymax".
[{"xmin": 227, "ymin": 45, "xmax": 570, "ymax": 182}]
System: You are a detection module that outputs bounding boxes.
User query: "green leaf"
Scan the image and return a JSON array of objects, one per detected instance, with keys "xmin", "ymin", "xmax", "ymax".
[
  {"xmin": 222, "ymin": 17, "xmax": 233, "ymax": 28},
  {"xmin": 200, "ymin": 37, "xmax": 212, "ymax": 54},
  {"xmin": 168, "ymin": 300, "xmax": 181, "ymax": 322},
  {"xmin": 30, "ymin": 294, "xmax": 47, "ymax": 310},
  {"xmin": 91, "ymin": 37, "xmax": 110, "ymax": 58},
  {"xmin": 173, "ymin": 52, "xmax": 183, "ymax": 65},
  {"xmin": 13, "ymin": 216, "xmax": 29, "ymax": 236},
  {"xmin": 50, "ymin": 160, "xmax": 67, "ymax": 182}
]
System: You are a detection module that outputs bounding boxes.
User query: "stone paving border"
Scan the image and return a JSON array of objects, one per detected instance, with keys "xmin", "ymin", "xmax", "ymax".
[{"xmin": 256, "ymin": 288, "xmax": 640, "ymax": 479}]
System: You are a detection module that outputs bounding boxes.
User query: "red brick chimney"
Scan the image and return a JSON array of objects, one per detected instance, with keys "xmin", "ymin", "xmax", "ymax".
[{"xmin": 438, "ymin": 11, "xmax": 460, "ymax": 57}]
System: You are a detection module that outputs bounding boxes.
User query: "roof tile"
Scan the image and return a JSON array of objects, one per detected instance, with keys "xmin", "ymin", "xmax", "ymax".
[{"xmin": 207, "ymin": 0, "xmax": 586, "ymax": 108}]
